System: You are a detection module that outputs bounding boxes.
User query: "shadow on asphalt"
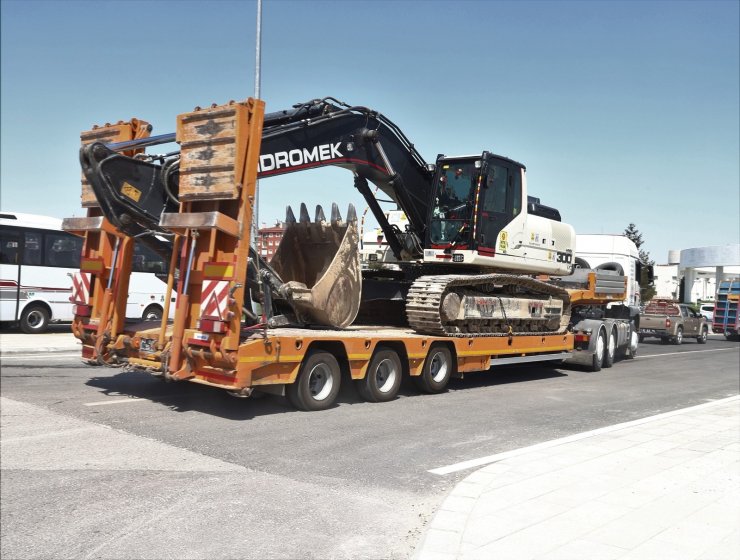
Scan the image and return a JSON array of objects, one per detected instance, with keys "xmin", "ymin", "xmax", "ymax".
[
  {"xmin": 0, "ymin": 323, "xmax": 73, "ymax": 334},
  {"xmin": 84, "ymin": 361, "xmax": 568, "ymax": 420}
]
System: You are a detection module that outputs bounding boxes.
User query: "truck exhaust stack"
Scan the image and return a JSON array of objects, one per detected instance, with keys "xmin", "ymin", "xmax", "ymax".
[{"xmin": 270, "ymin": 202, "xmax": 361, "ymax": 329}]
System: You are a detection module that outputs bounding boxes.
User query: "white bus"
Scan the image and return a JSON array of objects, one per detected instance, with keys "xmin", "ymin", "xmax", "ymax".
[{"xmin": 0, "ymin": 212, "xmax": 174, "ymax": 333}]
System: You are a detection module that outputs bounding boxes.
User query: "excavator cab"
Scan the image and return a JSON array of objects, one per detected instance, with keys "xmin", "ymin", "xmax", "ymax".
[{"xmin": 425, "ymin": 153, "xmax": 575, "ymax": 276}]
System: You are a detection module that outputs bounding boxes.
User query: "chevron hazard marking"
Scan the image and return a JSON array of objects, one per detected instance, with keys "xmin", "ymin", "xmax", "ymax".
[
  {"xmin": 70, "ymin": 272, "xmax": 91, "ymax": 304},
  {"xmin": 200, "ymin": 279, "xmax": 229, "ymax": 320}
]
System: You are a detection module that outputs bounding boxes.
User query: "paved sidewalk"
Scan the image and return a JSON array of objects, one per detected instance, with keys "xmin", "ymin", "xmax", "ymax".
[
  {"xmin": 415, "ymin": 396, "xmax": 740, "ymax": 560},
  {"xmin": 0, "ymin": 330, "xmax": 80, "ymax": 355}
]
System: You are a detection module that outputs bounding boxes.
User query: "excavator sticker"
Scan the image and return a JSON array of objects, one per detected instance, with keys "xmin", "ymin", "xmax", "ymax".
[
  {"xmin": 499, "ymin": 231, "xmax": 508, "ymax": 253},
  {"xmin": 120, "ymin": 182, "xmax": 142, "ymax": 202}
]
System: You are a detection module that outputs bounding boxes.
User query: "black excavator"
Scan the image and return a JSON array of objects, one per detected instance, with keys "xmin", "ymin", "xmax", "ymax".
[{"xmin": 79, "ymin": 97, "xmax": 575, "ymax": 335}]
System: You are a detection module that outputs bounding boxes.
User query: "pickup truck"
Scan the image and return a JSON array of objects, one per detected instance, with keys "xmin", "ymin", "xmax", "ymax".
[{"xmin": 639, "ymin": 299, "xmax": 708, "ymax": 345}]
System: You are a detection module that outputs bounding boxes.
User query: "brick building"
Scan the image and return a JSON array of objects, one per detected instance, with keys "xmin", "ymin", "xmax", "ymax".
[{"xmin": 257, "ymin": 222, "xmax": 285, "ymax": 261}]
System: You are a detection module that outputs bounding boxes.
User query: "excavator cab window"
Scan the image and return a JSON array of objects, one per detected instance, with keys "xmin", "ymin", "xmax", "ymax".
[{"xmin": 429, "ymin": 161, "xmax": 478, "ymax": 246}]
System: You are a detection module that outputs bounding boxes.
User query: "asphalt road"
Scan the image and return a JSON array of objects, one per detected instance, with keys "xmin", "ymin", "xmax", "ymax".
[{"xmin": 2, "ymin": 336, "xmax": 738, "ymax": 559}]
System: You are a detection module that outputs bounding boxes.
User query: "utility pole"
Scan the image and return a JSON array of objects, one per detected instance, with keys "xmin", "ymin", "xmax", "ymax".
[{"xmin": 252, "ymin": 0, "xmax": 263, "ymax": 249}]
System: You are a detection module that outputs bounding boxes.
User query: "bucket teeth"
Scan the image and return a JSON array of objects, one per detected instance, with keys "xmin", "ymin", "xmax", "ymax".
[
  {"xmin": 285, "ymin": 206, "xmax": 296, "ymax": 224},
  {"xmin": 315, "ymin": 205, "xmax": 326, "ymax": 223},
  {"xmin": 346, "ymin": 203, "xmax": 357, "ymax": 223},
  {"xmin": 299, "ymin": 203, "xmax": 310, "ymax": 224},
  {"xmin": 331, "ymin": 203, "xmax": 342, "ymax": 226}
]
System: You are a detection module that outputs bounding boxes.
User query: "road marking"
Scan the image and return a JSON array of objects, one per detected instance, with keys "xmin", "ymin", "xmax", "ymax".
[
  {"xmin": 637, "ymin": 348, "xmax": 738, "ymax": 359},
  {"xmin": 83, "ymin": 398, "xmax": 147, "ymax": 407},
  {"xmin": 428, "ymin": 394, "xmax": 740, "ymax": 475},
  {"xmin": 1, "ymin": 353, "xmax": 81, "ymax": 360}
]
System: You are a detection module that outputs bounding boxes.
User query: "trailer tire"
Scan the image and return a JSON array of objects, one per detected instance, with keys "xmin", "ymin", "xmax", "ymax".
[
  {"xmin": 286, "ymin": 350, "xmax": 341, "ymax": 411},
  {"xmin": 20, "ymin": 304, "xmax": 50, "ymax": 334},
  {"xmin": 603, "ymin": 330, "xmax": 616, "ymax": 369},
  {"xmin": 589, "ymin": 330, "xmax": 605, "ymax": 372},
  {"xmin": 697, "ymin": 327, "xmax": 708, "ymax": 344},
  {"xmin": 356, "ymin": 347, "xmax": 403, "ymax": 403},
  {"xmin": 673, "ymin": 327, "xmax": 683, "ymax": 345},
  {"xmin": 414, "ymin": 345, "xmax": 453, "ymax": 394}
]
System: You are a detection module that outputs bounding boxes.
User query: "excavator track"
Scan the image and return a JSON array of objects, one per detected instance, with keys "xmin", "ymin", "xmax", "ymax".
[{"xmin": 406, "ymin": 274, "xmax": 571, "ymax": 337}]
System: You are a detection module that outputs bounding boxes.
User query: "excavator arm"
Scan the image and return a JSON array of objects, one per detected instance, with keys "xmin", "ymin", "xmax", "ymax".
[{"xmin": 80, "ymin": 97, "xmax": 433, "ymax": 262}]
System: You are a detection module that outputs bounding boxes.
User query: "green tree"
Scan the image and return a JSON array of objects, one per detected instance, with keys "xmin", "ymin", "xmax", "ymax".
[{"xmin": 624, "ymin": 223, "xmax": 657, "ymax": 303}]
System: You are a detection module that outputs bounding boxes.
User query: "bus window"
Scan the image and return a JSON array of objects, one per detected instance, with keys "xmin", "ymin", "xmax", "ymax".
[
  {"xmin": 132, "ymin": 243, "xmax": 167, "ymax": 274},
  {"xmin": 44, "ymin": 232, "xmax": 82, "ymax": 268},
  {"xmin": 23, "ymin": 231, "xmax": 42, "ymax": 266},
  {"xmin": 0, "ymin": 229, "xmax": 20, "ymax": 264}
]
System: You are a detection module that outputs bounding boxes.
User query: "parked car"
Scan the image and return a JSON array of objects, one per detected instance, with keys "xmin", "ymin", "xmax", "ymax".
[
  {"xmin": 639, "ymin": 299, "xmax": 709, "ymax": 344},
  {"xmin": 699, "ymin": 303, "xmax": 714, "ymax": 323}
]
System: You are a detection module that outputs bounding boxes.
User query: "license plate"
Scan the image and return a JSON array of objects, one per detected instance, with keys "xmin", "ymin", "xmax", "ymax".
[{"xmin": 641, "ymin": 329, "xmax": 657, "ymax": 334}]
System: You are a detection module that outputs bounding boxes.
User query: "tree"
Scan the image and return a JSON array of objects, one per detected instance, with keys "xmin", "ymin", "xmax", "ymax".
[{"xmin": 624, "ymin": 223, "xmax": 657, "ymax": 303}]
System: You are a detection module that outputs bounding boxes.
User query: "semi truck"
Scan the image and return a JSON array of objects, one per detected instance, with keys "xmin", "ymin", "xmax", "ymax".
[
  {"xmin": 713, "ymin": 280, "xmax": 740, "ymax": 341},
  {"xmin": 62, "ymin": 96, "xmax": 648, "ymax": 410}
]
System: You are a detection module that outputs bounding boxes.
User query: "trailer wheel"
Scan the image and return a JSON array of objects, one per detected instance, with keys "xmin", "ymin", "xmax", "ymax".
[
  {"xmin": 697, "ymin": 327, "xmax": 708, "ymax": 344},
  {"xmin": 589, "ymin": 330, "xmax": 605, "ymax": 372},
  {"xmin": 414, "ymin": 345, "xmax": 453, "ymax": 394},
  {"xmin": 603, "ymin": 330, "xmax": 616, "ymax": 368},
  {"xmin": 673, "ymin": 327, "xmax": 683, "ymax": 345},
  {"xmin": 356, "ymin": 347, "xmax": 403, "ymax": 403},
  {"xmin": 20, "ymin": 305, "xmax": 50, "ymax": 334},
  {"xmin": 286, "ymin": 350, "xmax": 341, "ymax": 411}
]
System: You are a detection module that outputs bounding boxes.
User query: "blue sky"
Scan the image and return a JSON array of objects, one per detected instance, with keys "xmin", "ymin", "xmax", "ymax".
[{"xmin": 1, "ymin": 0, "xmax": 738, "ymax": 264}]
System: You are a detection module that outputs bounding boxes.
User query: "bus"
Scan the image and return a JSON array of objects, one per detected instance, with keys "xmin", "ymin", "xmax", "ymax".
[{"xmin": 0, "ymin": 212, "xmax": 174, "ymax": 333}]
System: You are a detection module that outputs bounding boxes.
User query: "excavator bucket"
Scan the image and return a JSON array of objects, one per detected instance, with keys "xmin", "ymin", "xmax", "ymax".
[{"xmin": 270, "ymin": 203, "xmax": 361, "ymax": 329}]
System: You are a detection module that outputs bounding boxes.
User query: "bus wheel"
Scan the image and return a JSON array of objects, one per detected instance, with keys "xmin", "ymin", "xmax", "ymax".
[
  {"xmin": 20, "ymin": 305, "xmax": 50, "ymax": 334},
  {"xmin": 357, "ymin": 347, "xmax": 402, "ymax": 403},
  {"xmin": 286, "ymin": 350, "xmax": 341, "ymax": 411},
  {"xmin": 142, "ymin": 305, "xmax": 163, "ymax": 321},
  {"xmin": 414, "ymin": 345, "xmax": 453, "ymax": 394}
]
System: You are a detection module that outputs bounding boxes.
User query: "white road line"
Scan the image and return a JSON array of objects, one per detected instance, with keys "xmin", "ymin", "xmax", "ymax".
[
  {"xmin": 637, "ymin": 348, "xmax": 738, "ymax": 359},
  {"xmin": 428, "ymin": 394, "xmax": 740, "ymax": 476},
  {"xmin": 83, "ymin": 398, "xmax": 147, "ymax": 407}
]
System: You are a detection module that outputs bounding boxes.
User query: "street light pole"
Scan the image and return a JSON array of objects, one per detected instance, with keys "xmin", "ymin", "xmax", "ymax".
[{"xmin": 252, "ymin": 0, "xmax": 263, "ymax": 249}]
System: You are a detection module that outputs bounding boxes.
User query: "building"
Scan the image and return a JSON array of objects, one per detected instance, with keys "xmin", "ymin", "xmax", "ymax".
[
  {"xmin": 257, "ymin": 221, "xmax": 285, "ymax": 261},
  {"xmin": 653, "ymin": 245, "xmax": 740, "ymax": 303}
]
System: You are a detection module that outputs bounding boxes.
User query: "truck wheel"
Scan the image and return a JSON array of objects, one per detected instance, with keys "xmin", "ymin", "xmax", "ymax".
[
  {"xmin": 20, "ymin": 305, "xmax": 50, "ymax": 334},
  {"xmin": 697, "ymin": 327, "xmax": 708, "ymax": 344},
  {"xmin": 356, "ymin": 347, "xmax": 403, "ymax": 403},
  {"xmin": 286, "ymin": 350, "xmax": 341, "ymax": 411},
  {"xmin": 673, "ymin": 327, "xmax": 683, "ymax": 345},
  {"xmin": 414, "ymin": 345, "xmax": 453, "ymax": 394},
  {"xmin": 142, "ymin": 305, "xmax": 163, "ymax": 321},
  {"xmin": 589, "ymin": 330, "xmax": 605, "ymax": 372},
  {"xmin": 603, "ymin": 330, "xmax": 616, "ymax": 369},
  {"xmin": 638, "ymin": 334, "xmax": 645, "ymax": 343}
]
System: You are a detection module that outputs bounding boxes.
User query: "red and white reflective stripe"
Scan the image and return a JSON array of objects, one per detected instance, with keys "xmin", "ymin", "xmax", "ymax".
[
  {"xmin": 200, "ymin": 279, "xmax": 229, "ymax": 320},
  {"xmin": 70, "ymin": 272, "xmax": 91, "ymax": 304}
]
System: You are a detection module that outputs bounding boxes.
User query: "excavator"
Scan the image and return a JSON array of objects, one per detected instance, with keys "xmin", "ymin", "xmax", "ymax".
[{"xmin": 74, "ymin": 96, "xmax": 575, "ymax": 343}]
